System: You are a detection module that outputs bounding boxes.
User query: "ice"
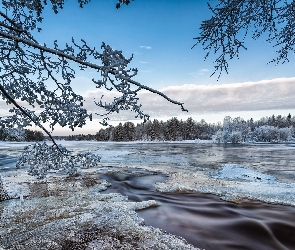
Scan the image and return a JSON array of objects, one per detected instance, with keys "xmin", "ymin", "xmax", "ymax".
[
  {"xmin": 0, "ymin": 176, "xmax": 198, "ymax": 249},
  {"xmin": 156, "ymin": 163, "xmax": 295, "ymax": 206},
  {"xmin": 1, "ymin": 140, "xmax": 295, "ymax": 248},
  {"xmin": 215, "ymin": 164, "xmax": 276, "ymax": 183},
  {"xmin": 212, "ymin": 164, "xmax": 295, "ymax": 205}
]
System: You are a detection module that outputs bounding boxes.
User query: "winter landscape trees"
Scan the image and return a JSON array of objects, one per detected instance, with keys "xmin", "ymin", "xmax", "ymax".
[
  {"xmin": 213, "ymin": 115, "xmax": 294, "ymax": 143},
  {"xmin": 0, "ymin": 0, "xmax": 294, "ymax": 176},
  {"xmin": 0, "ymin": 0, "xmax": 186, "ymax": 176},
  {"xmin": 0, "ymin": 128, "xmax": 44, "ymax": 141},
  {"xmin": 64, "ymin": 114, "xmax": 295, "ymax": 143}
]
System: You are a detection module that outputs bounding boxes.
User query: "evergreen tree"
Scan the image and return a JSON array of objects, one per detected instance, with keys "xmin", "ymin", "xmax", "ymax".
[
  {"xmin": 165, "ymin": 117, "xmax": 180, "ymax": 141},
  {"xmin": 96, "ymin": 129, "xmax": 107, "ymax": 141},
  {"xmin": 113, "ymin": 123, "xmax": 124, "ymax": 141},
  {"xmin": 150, "ymin": 119, "xmax": 164, "ymax": 141},
  {"xmin": 196, "ymin": 119, "xmax": 210, "ymax": 140},
  {"xmin": 248, "ymin": 118, "xmax": 255, "ymax": 132},
  {"xmin": 0, "ymin": 128, "xmax": 4, "ymax": 140},
  {"xmin": 185, "ymin": 117, "xmax": 196, "ymax": 140},
  {"xmin": 123, "ymin": 122, "xmax": 135, "ymax": 141},
  {"xmin": 143, "ymin": 120, "xmax": 153, "ymax": 141},
  {"xmin": 287, "ymin": 113, "xmax": 292, "ymax": 127}
]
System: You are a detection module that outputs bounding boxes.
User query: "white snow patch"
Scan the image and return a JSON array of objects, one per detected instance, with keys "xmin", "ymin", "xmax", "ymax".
[
  {"xmin": 215, "ymin": 164, "xmax": 276, "ymax": 183},
  {"xmin": 212, "ymin": 164, "xmax": 295, "ymax": 205}
]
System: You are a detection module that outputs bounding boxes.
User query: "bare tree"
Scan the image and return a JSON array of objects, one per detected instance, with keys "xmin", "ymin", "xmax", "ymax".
[
  {"xmin": 0, "ymin": 0, "xmax": 187, "ymax": 177},
  {"xmin": 193, "ymin": 0, "xmax": 295, "ymax": 78}
]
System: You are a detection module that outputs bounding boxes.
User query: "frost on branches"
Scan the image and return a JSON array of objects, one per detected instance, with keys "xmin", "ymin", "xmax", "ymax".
[
  {"xmin": 194, "ymin": 0, "xmax": 295, "ymax": 78},
  {"xmin": 0, "ymin": 176, "xmax": 9, "ymax": 201},
  {"xmin": 0, "ymin": 1, "xmax": 186, "ymax": 177},
  {"xmin": 16, "ymin": 142, "xmax": 101, "ymax": 178},
  {"xmin": 0, "ymin": 0, "xmax": 185, "ymax": 177}
]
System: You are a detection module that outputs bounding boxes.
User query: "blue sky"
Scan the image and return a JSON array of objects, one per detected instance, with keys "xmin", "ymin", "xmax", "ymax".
[{"xmin": 2, "ymin": 0, "xmax": 295, "ymax": 135}]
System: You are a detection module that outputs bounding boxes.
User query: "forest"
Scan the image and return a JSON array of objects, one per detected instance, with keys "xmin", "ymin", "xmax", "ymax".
[
  {"xmin": 0, "ymin": 128, "xmax": 44, "ymax": 142},
  {"xmin": 65, "ymin": 114, "xmax": 295, "ymax": 143},
  {"xmin": 1, "ymin": 114, "xmax": 294, "ymax": 143}
]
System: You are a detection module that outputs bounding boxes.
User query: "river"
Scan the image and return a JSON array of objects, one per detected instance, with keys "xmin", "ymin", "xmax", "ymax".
[{"xmin": 0, "ymin": 141, "xmax": 295, "ymax": 249}]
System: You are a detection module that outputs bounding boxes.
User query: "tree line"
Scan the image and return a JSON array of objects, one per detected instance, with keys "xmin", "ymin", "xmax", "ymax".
[
  {"xmin": 0, "ymin": 128, "xmax": 44, "ymax": 142},
  {"xmin": 214, "ymin": 114, "xmax": 295, "ymax": 143},
  {"xmin": 67, "ymin": 117, "xmax": 221, "ymax": 142},
  {"xmin": 1, "ymin": 114, "xmax": 294, "ymax": 143},
  {"xmin": 65, "ymin": 113, "xmax": 295, "ymax": 143}
]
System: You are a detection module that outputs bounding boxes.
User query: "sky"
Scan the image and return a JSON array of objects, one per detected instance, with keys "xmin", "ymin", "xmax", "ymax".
[{"xmin": 1, "ymin": 0, "xmax": 295, "ymax": 135}]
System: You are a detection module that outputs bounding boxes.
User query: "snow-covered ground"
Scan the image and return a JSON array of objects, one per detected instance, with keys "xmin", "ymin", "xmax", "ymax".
[{"xmin": 1, "ymin": 140, "xmax": 295, "ymax": 249}]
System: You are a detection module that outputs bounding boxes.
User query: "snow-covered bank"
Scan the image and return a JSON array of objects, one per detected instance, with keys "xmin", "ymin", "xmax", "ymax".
[
  {"xmin": 156, "ymin": 163, "xmax": 295, "ymax": 206},
  {"xmin": 0, "ymin": 174, "xmax": 197, "ymax": 249},
  {"xmin": 1, "ymin": 141, "xmax": 295, "ymax": 249}
]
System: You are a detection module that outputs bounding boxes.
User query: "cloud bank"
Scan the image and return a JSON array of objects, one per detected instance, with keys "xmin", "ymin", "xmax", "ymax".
[
  {"xmin": 1, "ymin": 77, "xmax": 294, "ymax": 128},
  {"xmin": 82, "ymin": 77, "xmax": 295, "ymax": 120}
]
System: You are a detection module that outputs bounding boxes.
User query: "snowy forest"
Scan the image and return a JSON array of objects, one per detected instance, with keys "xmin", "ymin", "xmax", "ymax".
[
  {"xmin": 0, "ymin": 128, "xmax": 44, "ymax": 142},
  {"xmin": 64, "ymin": 114, "xmax": 295, "ymax": 143},
  {"xmin": 1, "ymin": 114, "xmax": 294, "ymax": 143}
]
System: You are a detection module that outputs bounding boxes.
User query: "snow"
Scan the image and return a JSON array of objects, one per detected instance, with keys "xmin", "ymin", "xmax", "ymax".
[
  {"xmin": 212, "ymin": 164, "xmax": 295, "ymax": 205},
  {"xmin": 1, "ymin": 140, "xmax": 295, "ymax": 248},
  {"xmin": 215, "ymin": 164, "xmax": 276, "ymax": 182},
  {"xmin": 0, "ymin": 176, "xmax": 197, "ymax": 249},
  {"xmin": 1, "ymin": 141, "xmax": 295, "ymax": 206}
]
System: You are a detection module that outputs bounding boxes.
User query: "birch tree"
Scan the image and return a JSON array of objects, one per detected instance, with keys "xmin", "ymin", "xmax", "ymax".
[{"xmin": 0, "ymin": 0, "xmax": 187, "ymax": 177}]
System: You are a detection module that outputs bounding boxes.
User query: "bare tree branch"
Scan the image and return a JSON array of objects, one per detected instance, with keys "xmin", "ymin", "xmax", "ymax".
[{"xmin": 194, "ymin": 0, "xmax": 295, "ymax": 78}]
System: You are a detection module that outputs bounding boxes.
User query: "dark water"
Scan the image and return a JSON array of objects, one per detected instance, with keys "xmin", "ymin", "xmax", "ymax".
[
  {"xmin": 100, "ymin": 172, "xmax": 295, "ymax": 250},
  {"xmin": 0, "ymin": 154, "xmax": 18, "ymax": 172}
]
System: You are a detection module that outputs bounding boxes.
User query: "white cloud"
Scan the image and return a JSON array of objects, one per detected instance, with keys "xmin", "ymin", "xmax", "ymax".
[
  {"xmin": 190, "ymin": 68, "xmax": 210, "ymax": 77},
  {"xmin": 139, "ymin": 61, "xmax": 149, "ymax": 64},
  {"xmin": 81, "ymin": 77, "xmax": 295, "ymax": 120},
  {"xmin": 3, "ymin": 77, "xmax": 295, "ymax": 135},
  {"xmin": 139, "ymin": 46, "xmax": 152, "ymax": 49}
]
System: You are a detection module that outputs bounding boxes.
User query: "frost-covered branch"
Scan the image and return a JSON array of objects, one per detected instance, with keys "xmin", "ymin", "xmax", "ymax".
[
  {"xmin": 194, "ymin": 0, "xmax": 295, "ymax": 78},
  {"xmin": 0, "ymin": 175, "xmax": 9, "ymax": 201},
  {"xmin": 17, "ymin": 142, "xmax": 101, "ymax": 178},
  {"xmin": 0, "ymin": 0, "xmax": 187, "ymax": 177},
  {"xmin": 0, "ymin": 1, "xmax": 186, "ymax": 132}
]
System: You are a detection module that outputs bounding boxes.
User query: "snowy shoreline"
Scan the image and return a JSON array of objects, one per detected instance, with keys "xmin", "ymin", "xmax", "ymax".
[
  {"xmin": 1, "ymin": 141, "xmax": 295, "ymax": 248},
  {"xmin": 1, "ymin": 140, "xmax": 295, "ymax": 204}
]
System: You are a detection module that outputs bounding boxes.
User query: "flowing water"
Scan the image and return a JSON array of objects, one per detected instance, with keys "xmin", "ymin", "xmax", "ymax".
[
  {"xmin": 101, "ymin": 171, "xmax": 295, "ymax": 250},
  {"xmin": 1, "ymin": 141, "xmax": 295, "ymax": 249}
]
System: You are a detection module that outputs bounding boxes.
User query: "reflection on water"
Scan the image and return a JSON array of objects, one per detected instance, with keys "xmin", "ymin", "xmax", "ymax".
[{"xmin": 101, "ymin": 172, "xmax": 295, "ymax": 250}]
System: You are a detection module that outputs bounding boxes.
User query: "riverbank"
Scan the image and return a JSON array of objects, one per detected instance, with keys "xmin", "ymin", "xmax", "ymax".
[{"xmin": 1, "ymin": 141, "xmax": 295, "ymax": 249}]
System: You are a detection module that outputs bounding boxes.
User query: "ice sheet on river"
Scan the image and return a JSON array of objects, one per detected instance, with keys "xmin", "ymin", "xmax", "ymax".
[
  {"xmin": 214, "ymin": 164, "xmax": 295, "ymax": 205},
  {"xmin": 156, "ymin": 163, "xmax": 295, "ymax": 206},
  {"xmin": 1, "ymin": 141, "xmax": 295, "ymax": 206}
]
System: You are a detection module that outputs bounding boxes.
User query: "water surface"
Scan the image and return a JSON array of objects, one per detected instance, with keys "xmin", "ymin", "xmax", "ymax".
[{"xmin": 101, "ymin": 171, "xmax": 295, "ymax": 250}]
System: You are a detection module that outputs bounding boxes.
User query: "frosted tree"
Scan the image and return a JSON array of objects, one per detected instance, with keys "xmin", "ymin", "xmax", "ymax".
[
  {"xmin": 185, "ymin": 117, "xmax": 196, "ymax": 140},
  {"xmin": 123, "ymin": 121, "xmax": 135, "ymax": 141},
  {"xmin": 0, "ymin": 0, "xmax": 187, "ymax": 177},
  {"xmin": 254, "ymin": 125, "xmax": 279, "ymax": 142},
  {"xmin": 1, "ymin": 127, "xmax": 25, "ymax": 141},
  {"xmin": 193, "ymin": 0, "xmax": 295, "ymax": 77},
  {"xmin": 151, "ymin": 119, "xmax": 163, "ymax": 141}
]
